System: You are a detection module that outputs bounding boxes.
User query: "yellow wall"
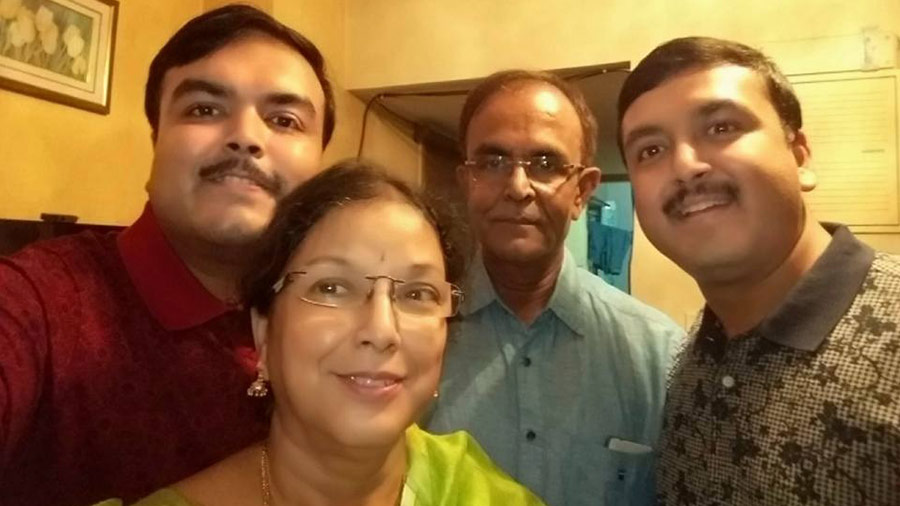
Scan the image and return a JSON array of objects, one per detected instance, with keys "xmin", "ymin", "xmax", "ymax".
[
  {"xmin": 343, "ymin": 0, "xmax": 900, "ymax": 324},
  {"xmin": 274, "ymin": 0, "xmax": 421, "ymax": 185},
  {"xmin": 0, "ymin": 0, "xmax": 204, "ymax": 225}
]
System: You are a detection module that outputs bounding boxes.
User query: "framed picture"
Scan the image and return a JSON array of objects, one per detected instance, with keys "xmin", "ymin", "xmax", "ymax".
[{"xmin": 0, "ymin": 0, "xmax": 118, "ymax": 114}]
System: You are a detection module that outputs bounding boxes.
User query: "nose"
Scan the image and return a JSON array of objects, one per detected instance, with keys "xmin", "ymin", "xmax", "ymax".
[
  {"xmin": 503, "ymin": 162, "xmax": 535, "ymax": 201},
  {"xmin": 356, "ymin": 279, "xmax": 401, "ymax": 352},
  {"xmin": 670, "ymin": 141, "xmax": 711, "ymax": 182},
  {"xmin": 225, "ymin": 108, "xmax": 266, "ymax": 159}
]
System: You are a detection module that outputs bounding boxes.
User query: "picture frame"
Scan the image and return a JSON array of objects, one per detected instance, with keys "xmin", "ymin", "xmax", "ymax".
[{"xmin": 0, "ymin": 0, "xmax": 118, "ymax": 114}]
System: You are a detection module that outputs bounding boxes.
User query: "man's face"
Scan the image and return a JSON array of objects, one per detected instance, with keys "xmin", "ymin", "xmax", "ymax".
[
  {"xmin": 148, "ymin": 34, "xmax": 326, "ymax": 252},
  {"xmin": 621, "ymin": 65, "xmax": 813, "ymax": 285},
  {"xmin": 460, "ymin": 82, "xmax": 600, "ymax": 265}
]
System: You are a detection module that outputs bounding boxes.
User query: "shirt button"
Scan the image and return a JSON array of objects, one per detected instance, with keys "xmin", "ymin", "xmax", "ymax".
[
  {"xmin": 525, "ymin": 430, "xmax": 536, "ymax": 441},
  {"xmin": 721, "ymin": 375, "xmax": 736, "ymax": 388},
  {"xmin": 522, "ymin": 356, "xmax": 532, "ymax": 367}
]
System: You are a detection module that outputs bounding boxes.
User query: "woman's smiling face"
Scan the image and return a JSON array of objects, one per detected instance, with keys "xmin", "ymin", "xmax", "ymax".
[{"xmin": 254, "ymin": 197, "xmax": 449, "ymax": 448}]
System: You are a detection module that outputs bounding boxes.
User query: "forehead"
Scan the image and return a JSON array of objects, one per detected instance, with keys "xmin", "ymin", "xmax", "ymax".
[
  {"xmin": 288, "ymin": 198, "xmax": 444, "ymax": 270},
  {"xmin": 622, "ymin": 65, "xmax": 776, "ymax": 133},
  {"xmin": 159, "ymin": 34, "xmax": 325, "ymax": 107},
  {"xmin": 465, "ymin": 82, "xmax": 583, "ymax": 155}
]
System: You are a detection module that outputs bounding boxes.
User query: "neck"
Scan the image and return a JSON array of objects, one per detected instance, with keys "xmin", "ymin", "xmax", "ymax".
[
  {"xmin": 265, "ymin": 415, "xmax": 407, "ymax": 506},
  {"xmin": 700, "ymin": 220, "xmax": 832, "ymax": 337},
  {"xmin": 482, "ymin": 248, "xmax": 564, "ymax": 325},
  {"xmin": 167, "ymin": 235, "xmax": 246, "ymax": 303}
]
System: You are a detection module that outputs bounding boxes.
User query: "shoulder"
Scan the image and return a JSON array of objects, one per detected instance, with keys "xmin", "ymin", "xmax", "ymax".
[
  {"xmin": 870, "ymin": 252, "xmax": 900, "ymax": 284},
  {"xmin": 574, "ymin": 267, "xmax": 685, "ymax": 339},
  {"xmin": 171, "ymin": 445, "xmax": 260, "ymax": 506},
  {"xmin": 92, "ymin": 489, "xmax": 192, "ymax": 506},
  {"xmin": 1, "ymin": 230, "xmax": 119, "ymax": 288},
  {"xmin": 407, "ymin": 426, "xmax": 545, "ymax": 504},
  {"xmin": 857, "ymin": 252, "xmax": 900, "ymax": 313}
]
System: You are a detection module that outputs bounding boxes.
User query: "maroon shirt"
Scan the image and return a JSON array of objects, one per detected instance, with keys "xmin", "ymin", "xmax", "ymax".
[{"xmin": 0, "ymin": 205, "xmax": 268, "ymax": 505}]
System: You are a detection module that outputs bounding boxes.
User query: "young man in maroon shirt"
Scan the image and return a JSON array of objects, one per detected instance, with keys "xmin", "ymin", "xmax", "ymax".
[{"xmin": 0, "ymin": 5, "xmax": 335, "ymax": 505}]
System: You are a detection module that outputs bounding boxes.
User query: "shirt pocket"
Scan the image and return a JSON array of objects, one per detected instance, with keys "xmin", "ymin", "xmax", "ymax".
[{"xmin": 565, "ymin": 440, "xmax": 655, "ymax": 506}]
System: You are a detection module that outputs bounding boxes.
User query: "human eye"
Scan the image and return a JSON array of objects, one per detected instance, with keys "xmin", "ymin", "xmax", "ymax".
[
  {"xmin": 267, "ymin": 112, "xmax": 304, "ymax": 132},
  {"xmin": 476, "ymin": 154, "xmax": 506, "ymax": 172},
  {"xmin": 184, "ymin": 103, "xmax": 223, "ymax": 119},
  {"xmin": 397, "ymin": 282, "xmax": 443, "ymax": 307},
  {"xmin": 302, "ymin": 277, "xmax": 357, "ymax": 304},
  {"xmin": 706, "ymin": 120, "xmax": 740, "ymax": 137},
  {"xmin": 634, "ymin": 144, "xmax": 665, "ymax": 164}
]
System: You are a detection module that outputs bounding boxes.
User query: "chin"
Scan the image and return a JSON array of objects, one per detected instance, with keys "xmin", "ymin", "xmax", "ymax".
[
  {"xmin": 197, "ymin": 213, "xmax": 270, "ymax": 247},
  {"xmin": 331, "ymin": 418, "xmax": 410, "ymax": 449},
  {"xmin": 680, "ymin": 245, "xmax": 758, "ymax": 285},
  {"xmin": 483, "ymin": 238, "xmax": 552, "ymax": 264}
]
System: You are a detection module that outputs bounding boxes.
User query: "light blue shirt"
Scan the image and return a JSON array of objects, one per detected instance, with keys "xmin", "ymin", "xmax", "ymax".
[{"xmin": 426, "ymin": 250, "xmax": 684, "ymax": 506}]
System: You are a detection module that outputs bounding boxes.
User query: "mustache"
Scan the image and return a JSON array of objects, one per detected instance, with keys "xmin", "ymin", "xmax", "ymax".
[
  {"xmin": 662, "ymin": 179, "xmax": 739, "ymax": 217},
  {"xmin": 198, "ymin": 158, "xmax": 284, "ymax": 196}
]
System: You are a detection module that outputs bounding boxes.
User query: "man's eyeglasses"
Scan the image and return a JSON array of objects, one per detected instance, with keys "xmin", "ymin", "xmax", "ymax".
[
  {"xmin": 272, "ymin": 269, "xmax": 464, "ymax": 318},
  {"xmin": 463, "ymin": 154, "xmax": 584, "ymax": 187}
]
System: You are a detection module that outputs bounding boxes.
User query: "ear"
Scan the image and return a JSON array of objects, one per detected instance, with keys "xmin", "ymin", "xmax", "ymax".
[
  {"xmin": 789, "ymin": 130, "xmax": 816, "ymax": 192},
  {"xmin": 571, "ymin": 166, "xmax": 602, "ymax": 219},
  {"xmin": 250, "ymin": 307, "xmax": 270, "ymax": 377}
]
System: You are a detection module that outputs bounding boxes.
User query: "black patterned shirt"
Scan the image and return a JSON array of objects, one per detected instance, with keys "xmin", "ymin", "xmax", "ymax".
[{"xmin": 657, "ymin": 225, "xmax": 900, "ymax": 506}]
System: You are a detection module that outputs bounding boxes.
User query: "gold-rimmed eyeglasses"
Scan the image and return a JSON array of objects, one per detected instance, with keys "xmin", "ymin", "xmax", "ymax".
[
  {"xmin": 272, "ymin": 269, "xmax": 464, "ymax": 318},
  {"xmin": 463, "ymin": 154, "xmax": 584, "ymax": 187}
]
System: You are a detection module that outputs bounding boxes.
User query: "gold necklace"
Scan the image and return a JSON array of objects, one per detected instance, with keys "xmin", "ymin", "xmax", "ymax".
[{"xmin": 260, "ymin": 442, "xmax": 406, "ymax": 506}]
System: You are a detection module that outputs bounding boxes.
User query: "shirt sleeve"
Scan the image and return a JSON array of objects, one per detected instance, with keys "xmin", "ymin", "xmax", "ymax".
[{"xmin": 0, "ymin": 258, "xmax": 50, "ymax": 469}]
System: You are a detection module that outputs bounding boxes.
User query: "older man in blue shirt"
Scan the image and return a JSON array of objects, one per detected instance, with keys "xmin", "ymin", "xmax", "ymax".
[{"xmin": 426, "ymin": 69, "xmax": 685, "ymax": 506}]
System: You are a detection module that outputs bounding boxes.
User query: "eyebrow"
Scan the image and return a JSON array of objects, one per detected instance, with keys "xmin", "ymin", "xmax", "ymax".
[
  {"xmin": 170, "ymin": 78, "xmax": 231, "ymax": 103},
  {"xmin": 472, "ymin": 143, "xmax": 565, "ymax": 159},
  {"xmin": 696, "ymin": 99, "xmax": 746, "ymax": 118},
  {"xmin": 403, "ymin": 263, "xmax": 445, "ymax": 280},
  {"xmin": 294, "ymin": 257, "xmax": 444, "ymax": 279},
  {"xmin": 265, "ymin": 92, "xmax": 317, "ymax": 117},
  {"xmin": 622, "ymin": 125, "xmax": 666, "ymax": 151}
]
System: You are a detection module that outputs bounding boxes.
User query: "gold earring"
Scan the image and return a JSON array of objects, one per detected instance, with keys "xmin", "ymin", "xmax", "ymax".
[
  {"xmin": 433, "ymin": 390, "xmax": 440, "ymax": 398},
  {"xmin": 247, "ymin": 371, "xmax": 269, "ymax": 398}
]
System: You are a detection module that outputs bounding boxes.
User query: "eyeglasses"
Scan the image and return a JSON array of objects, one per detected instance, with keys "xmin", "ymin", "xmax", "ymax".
[
  {"xmin": 463, "ymin": 154, "xmax": 584, "ymax": 187},
  {"xmin": 272, "ymin": 269, "xmax": 464, "ymax": 318}
]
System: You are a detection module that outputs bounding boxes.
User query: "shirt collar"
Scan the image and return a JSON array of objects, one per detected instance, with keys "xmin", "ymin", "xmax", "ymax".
[
  {"xmin": 117, "ymin": 203, "xmax": 234, "ymax": 330},
  {"xmin": 460, "ymin": 249, "xmax": 588, "ymax": 337},
  {"xmin": 459, "ymin": 252, "xmax": 498, "ymax": 317},
  {"xmin": 545, "ymin": 250, "xmax": 590, "ymax": 337},
  {"xmin": 699, "ymin": 223, "xmax": 874, "ymax": 351}
]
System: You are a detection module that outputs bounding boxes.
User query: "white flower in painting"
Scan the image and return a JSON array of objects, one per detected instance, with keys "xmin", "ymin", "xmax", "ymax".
[
  {"xmin": 35, "ymin": 5, "xmax": 54, "ymax": 33},
  {"xmin": 0, "ymin": 0, "xmax": 21, "ymax": 20},
  {"xmin": 40, "ymin": 21, "xmax": 58, "ymax": 54},
  {"xmin": 8, "ymin": 7, "xmax": 35, "ymax": 47},
  {"xmin": 72, "ymin": 55, "xmax": 86, "ymax": 76},
  {"xmin": 62, "ymin": 24, "xmax": 80, "ymax": 45},
  {"xmin": 64, "ymin": 31, "xmax": 84, "ymax": 58},
  {"xmin": 62, "ymin": 24, "xmax": 85, "ymax": 58}
]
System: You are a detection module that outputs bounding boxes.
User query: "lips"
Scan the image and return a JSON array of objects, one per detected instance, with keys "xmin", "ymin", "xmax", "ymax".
[
  {"xmin": 678, "ymin": 194, "xmax": 733, "ymax": 217},
  {"xmin": 342, "ymin": 373, "xmax": 402, "ymax": 388},
  {"xmin": 663, "ymin": 180, "xmax": 739, "ymax": 220},
  {"xmin": 335, "ymin": 371, "xmax": 405, "ymax": 399},
  {"xmin": 493, "ymin": 216, "xmax": 540, "ymax": 225}
]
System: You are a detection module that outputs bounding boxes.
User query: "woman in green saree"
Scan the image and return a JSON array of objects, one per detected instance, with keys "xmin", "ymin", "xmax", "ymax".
[{"xmin": 97, "ymin": 160, "xmax": 544, "ymax": 506}]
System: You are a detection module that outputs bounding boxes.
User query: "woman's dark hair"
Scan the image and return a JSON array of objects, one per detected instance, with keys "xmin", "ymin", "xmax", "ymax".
[
  {"xmin": 145, "ymin": 4, "xmax": 335, "ymax": 146},
  {"xmin": 242, "ymin": 159, "xmax": 468, "ymax": 314}
]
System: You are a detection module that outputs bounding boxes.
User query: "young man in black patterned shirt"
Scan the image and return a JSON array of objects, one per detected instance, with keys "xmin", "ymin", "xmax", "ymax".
[{"xmin": 617, "ymin": 36, "xmax": 899, "ymax": 506}]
